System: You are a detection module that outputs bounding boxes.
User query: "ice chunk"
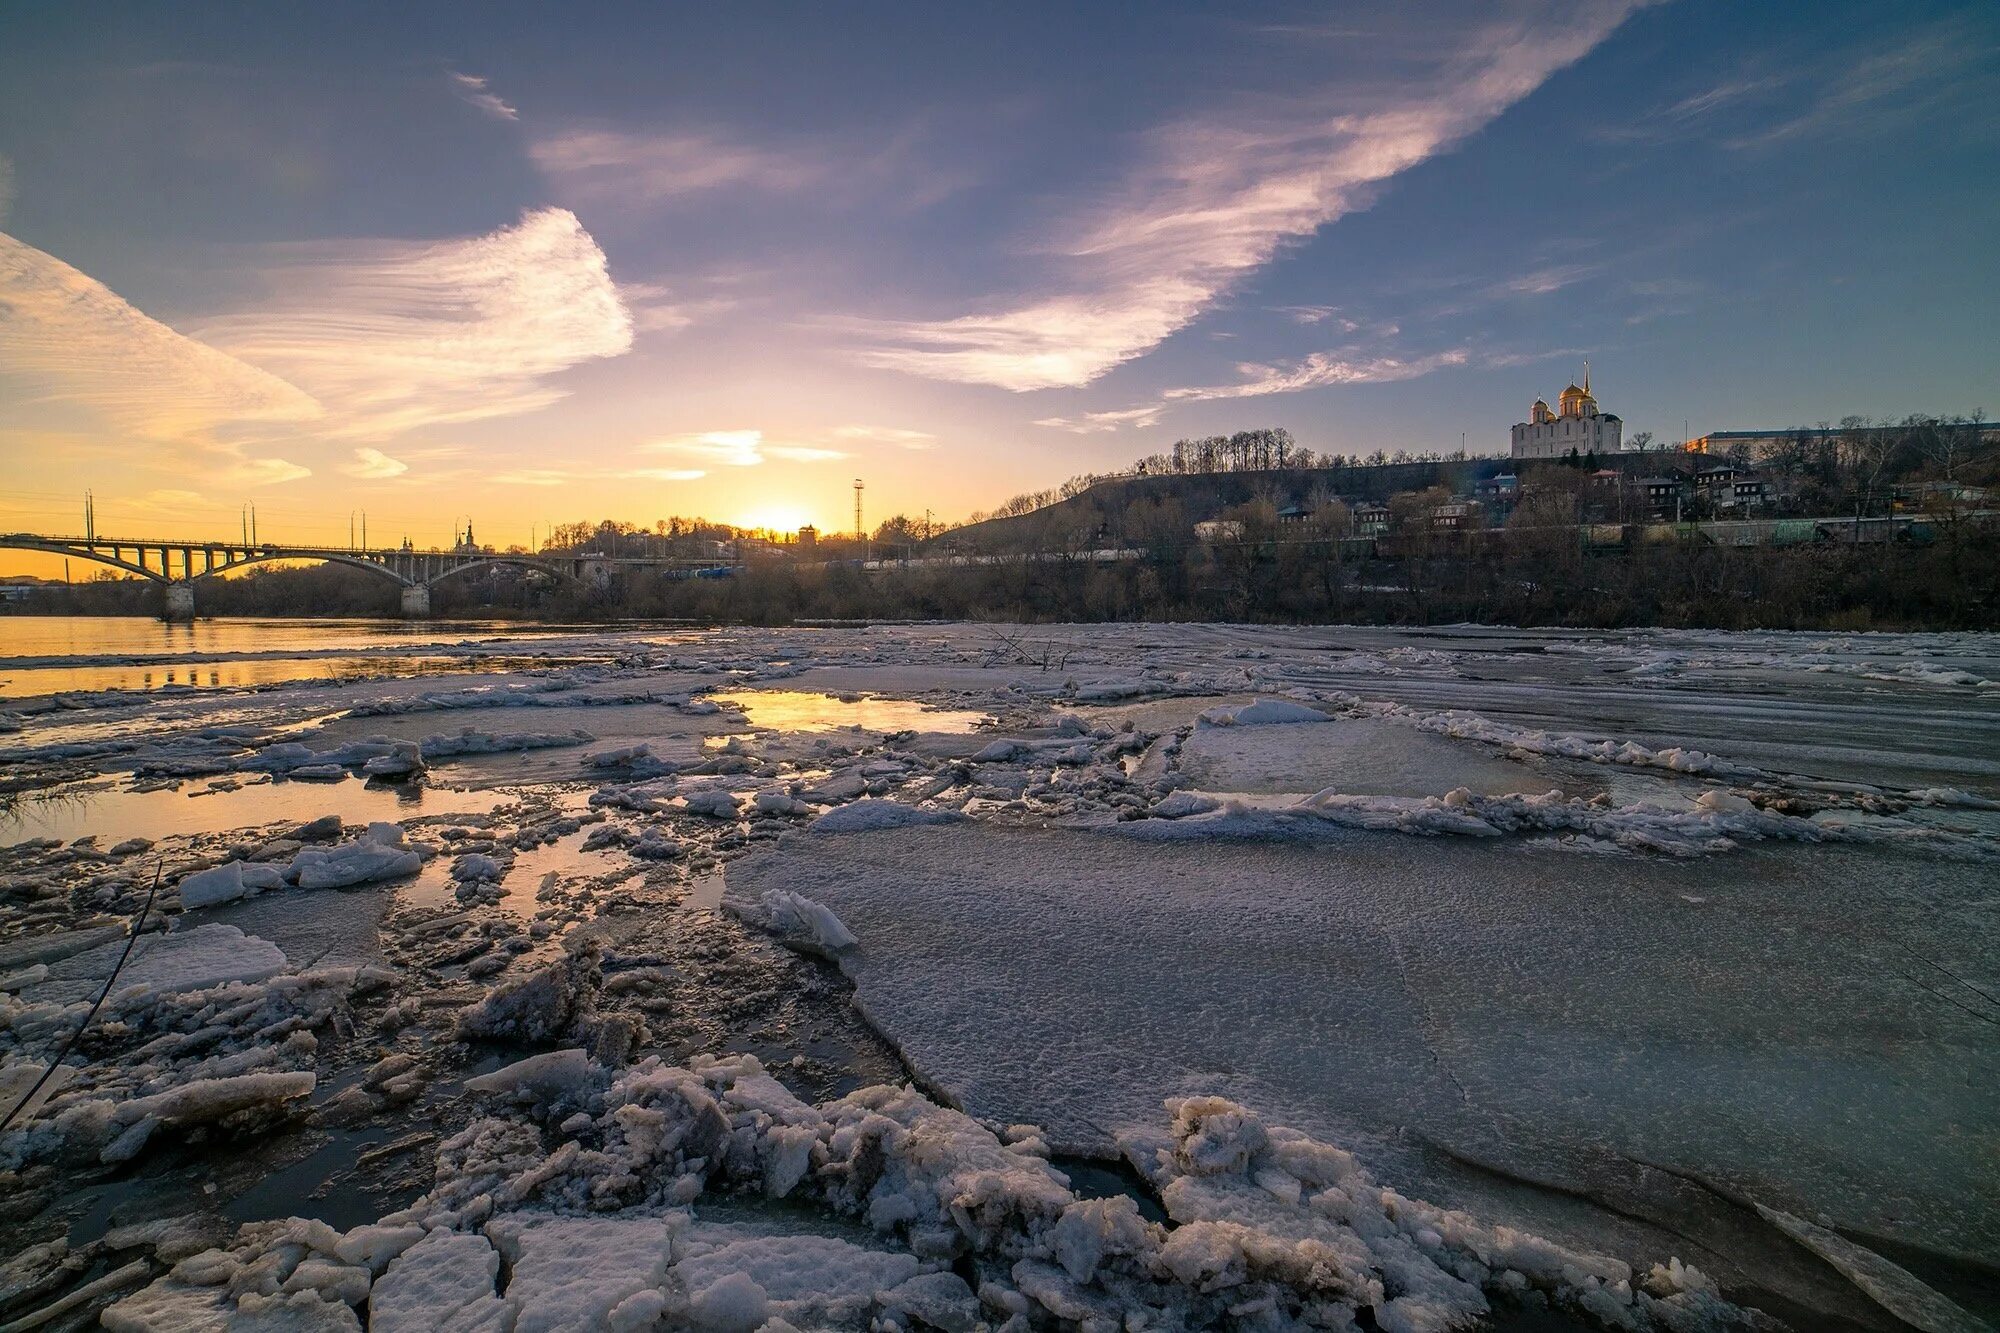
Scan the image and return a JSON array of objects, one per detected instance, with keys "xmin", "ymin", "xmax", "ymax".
[
  {"xmin": 682, "ymin": 788, "xmax": 740, "ymax": 819},
  {"xmin": 420, "ymin": 728, "xmax": 594, "ymax": 759},
  {"xmin": 808, "ymin": 801, "xmax": 960, "ymax": 833},
  {"xmin": 484, "ymin": 1214, "xmax": 677, "ymax": 1333},
  {"xmin": 1197, "ymin": 698, "xmax": 1331, "ymax": 726},
  {"xmin": 101, "ymin": 1281, "xmax": 230, "ymax": 1332},
  {"xmin": 103, "ymin": 1071, "xmax": 316, "ymax": 1162},
  {"xmin": 178, "ymin": 860, "xmax": 288, "ymax": 909},
  {"xmin": 0, "ymin": 1061, "xmax": 74, "ymax": 1123},
  {"xmin": 456, "ymin": 949, "xmax": 598, "ymax": 1044},
  {"xmin": 1754, "ymin": 1205, "xmax": 1988, "ymax": 1333},
  {"xmin": 463, "ymin": 1050, "xmax": 597, "ymax": 1104},
  {"xmin": 369, "ymin": 1229, "xmax": 504, "ymax": 1333},
  {"xmin": 288, "ymin": 824, "xmax": 422, "ymax": 890},
  {"xmin": 1149, "ymin": 791, "xmax": 1219, "ymax": 819},
  {"xmin": 687, "ymin": 1272, "xmax": 766, "ymax": 1331},
  {"xmin": 24, "ymin": 923, "xmax": 287, "ymax": 1006},
  {"xmin": 757, "ymin": 889, "xmax": 858, "ymax": 954},
  {"xmin": 675, "ymin": 1225, "xmax": 920, "ymax": 1330}
]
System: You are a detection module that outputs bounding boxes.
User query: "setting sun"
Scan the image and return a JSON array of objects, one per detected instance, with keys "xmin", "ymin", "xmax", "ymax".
[{"xmin": 732, "ymin": 506, "xmax": 821, "ymax": 536}]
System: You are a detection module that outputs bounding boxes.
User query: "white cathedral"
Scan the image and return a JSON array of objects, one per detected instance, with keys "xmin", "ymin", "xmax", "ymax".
[{"xmin": 1510, "ymin": 366, "xmax": 1622, "ymax": 460}]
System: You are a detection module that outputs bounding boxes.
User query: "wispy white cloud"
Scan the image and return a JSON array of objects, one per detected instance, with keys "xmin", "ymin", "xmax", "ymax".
[
  {"xmin": 200, "ymin": 207, "xmax": 633, "ymax": 439},
  {"xmin": 343, "ymin": 446, "xmax": 409, "ymax": 479},
  {"xmin": 1033, "ymin": 406, "xmax": 1163, "ymax": 433},
  {"xmin": 1486, "ymin": 262, "xmax": 1604, "ymax": 298},
  {"xmin": 219, "ymin": 457, "xmax": 313, "ymax": 485},
  {"xmin": 0, "ymin": 229, "xmax": 323, "ymax": 463},
  {"xmin": 529, "ymin": 128, "xmax": 819, "ymax": 205},
  {"xmin": 617, "ymin": 281, "xmax": 735, "ymax": 335},
  {"xmin": 493, "ymin": 465, "xmax": 708, "ymax": 487},
  {"xmin": 1166, "ymin": 348, "xmax": 1470, "ymax": 401},
  {"xmin": 1723, "ymin": 24, "xmax": 1979, "ymax": 150},
  {"xmin": 643, "ymin": 429, "xmax": 845, "ymax": 466},
  {"xmin": 851, "ymin": 2, "xmax": 1652, "ymax": 389},
  {"xmin": 830, "ymin": 425, "xmax": 936, "ymax": 449},
  {"xmin": 1598, "ymin": 19, "xmax": 1986, "ymax": 151},
  {"xmin": 449, "ymin": 70, "xmax": 518, "ymax": 122},
  {"xmin": 1271, "ymin": 304, "xmax": 1356, "ymax": 328}
]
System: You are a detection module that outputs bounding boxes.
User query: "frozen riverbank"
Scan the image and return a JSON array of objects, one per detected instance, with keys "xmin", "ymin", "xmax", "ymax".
[{"xmin": 2, "ymin": 619, "xmax": 1996, "ymax": 1331}]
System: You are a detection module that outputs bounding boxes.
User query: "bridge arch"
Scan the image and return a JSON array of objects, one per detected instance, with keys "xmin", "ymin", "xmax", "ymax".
[
  {"xmin": 197, "ymin": 551, "xmax": 416, "ymax": 586},
  {"xmin": 420, "ymin": 555, "xmax": 584, "ymax": 589},
  {"xmin": 0, "ymin": 537, "xmax": 168, "ymax": 583}
]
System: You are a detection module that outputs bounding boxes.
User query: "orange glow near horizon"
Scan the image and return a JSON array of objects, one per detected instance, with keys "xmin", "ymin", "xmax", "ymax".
[{"xmin": 731, "ymin": 505, "xmax": 820, "ymax": 536}]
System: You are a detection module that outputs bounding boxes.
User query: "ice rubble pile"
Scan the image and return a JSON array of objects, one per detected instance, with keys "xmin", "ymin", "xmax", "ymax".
[
  {"xmin": 100, "ymin": 1052, "xmax": 1755, "ymax": 1332},
  {"xmin": 1127, "ymin": 785, "xmax": 1874, "ymax": 857},
  {"xmin": 177, "ymin": 822, "xmax": 425, "ymax": 907},
  {"xmin": 238, "ymin": 737, "xmax": 425, "ymax": 781},
  {"xmin": 0, "ymin": 956, "xmax": 393, "ymax": 1172},
  {"xmin": 1389, "ymin": 709, "xmax": 1766, "ymax": 781},
  {"xmin": 419, "ymin": 727, "xmax": 598, "ymax": 759}
]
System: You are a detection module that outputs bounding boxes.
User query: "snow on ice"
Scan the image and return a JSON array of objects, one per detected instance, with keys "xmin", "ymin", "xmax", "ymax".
[{"xmin": 3, "ymin": 620, "xmax": 1996, "ymax": 1331}]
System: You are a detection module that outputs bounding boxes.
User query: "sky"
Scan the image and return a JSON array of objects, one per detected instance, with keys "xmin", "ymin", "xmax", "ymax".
[{"xmin": 2, "ymin": 0, "xmax": 1996, "ymax": 558}]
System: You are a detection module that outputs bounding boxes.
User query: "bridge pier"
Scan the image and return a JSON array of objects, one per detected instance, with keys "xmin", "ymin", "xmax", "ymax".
[
  {"xmin": 162, "ymin": 580, "xmax": 195, "ymax": 622},
  {"xmin": 400, "ymin": 585, "xmax": 432, "ymax": 619}
]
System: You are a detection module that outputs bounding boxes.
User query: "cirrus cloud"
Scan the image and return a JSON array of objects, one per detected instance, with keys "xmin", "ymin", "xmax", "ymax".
[
  {"xmin": 199, "ymin": 207, "xmax": 634, "ymax": 439},
  {"xmin": 0, "ymin": 229, "xmax": 322, "ymax": 442},
  {"xmin": 1166, "ymin": 348, "xmax": 1471, "ymax": 401},
  {"xmin": 851, "ymin": 2, "xmax": 1654, "ymax": 390},
  {"xmin": 343, "ymin": 446, "xmax": 409, "ymax": 479},
  {"xmin": 643, "ymin": 429, "xmax": 845, "ymax": 466},
  {"xmin": 1033, "ymin": 407, "xmax": 1163, "ymax": 433}
]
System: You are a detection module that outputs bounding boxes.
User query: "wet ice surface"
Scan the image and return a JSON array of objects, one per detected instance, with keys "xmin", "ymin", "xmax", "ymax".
[
  {"xmin": 729, "ymin": 826, "xmax": 1995, "ymax": 1263},
  {"xmin": 2, "ymin": 617, "xmax": 1997, "ymax": 1332}
]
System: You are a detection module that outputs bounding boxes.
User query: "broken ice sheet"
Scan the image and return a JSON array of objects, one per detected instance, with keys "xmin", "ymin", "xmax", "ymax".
[{"xmin": 727, "ymin": 821, "xmax": 1999, "ymax": 1271}]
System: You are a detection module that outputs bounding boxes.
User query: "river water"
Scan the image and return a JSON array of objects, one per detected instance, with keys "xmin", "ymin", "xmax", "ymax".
[{"xmin": 0, "ymin": 615, "xmax": 658, "ymax": 697}]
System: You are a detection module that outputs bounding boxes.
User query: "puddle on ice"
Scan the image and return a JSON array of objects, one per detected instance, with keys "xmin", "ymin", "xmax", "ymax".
[
  {"xmin": 0, "ymin": 777, "xmax": 510, "ymax": 846},
  {"xmin": 708, "ymin": 688, "xmax": 990, "ymax": 735},
  {"xmin": 687, "ymin": 863, "xmax": 726, "ymax": 912},
  {"xmin": 397, "ymin": 830, "xmax": 640, "ymax": 930}
]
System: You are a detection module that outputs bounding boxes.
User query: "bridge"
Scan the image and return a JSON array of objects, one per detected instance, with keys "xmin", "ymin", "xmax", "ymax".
[{"xmin": 0, "ymin": 532, "xmax": 737, "ymax": 618}]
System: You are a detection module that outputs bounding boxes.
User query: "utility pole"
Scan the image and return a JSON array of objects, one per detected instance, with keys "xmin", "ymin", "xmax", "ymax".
[
  {"xmin": 250, "ymin": 504, "xmax": 258, "ymax": 545},
  {"xmin": 241, "ymin": 506, "xmax": 248, "ymax": 545},
  {"xmin": 362, "ymin": 513, "xmax": 367, "ymax": 551},
  {"xmin": 84, "ymin": 490, "xmax": 95, "ymax": 542}
]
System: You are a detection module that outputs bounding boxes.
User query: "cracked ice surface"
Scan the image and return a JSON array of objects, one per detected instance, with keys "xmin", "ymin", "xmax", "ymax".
[
  {"xmin": 3, "ymin": 617, "xmax": 1998, "ymax": 1331},
  {"xmin": 729, "ymin": 824, "xmax": 1998, "ymax": 1267}
]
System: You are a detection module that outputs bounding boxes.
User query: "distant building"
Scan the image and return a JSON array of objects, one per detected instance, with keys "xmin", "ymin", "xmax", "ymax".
[
  {"xmin": 796, "ymin": 525, "xmax": 817, "ymax": 549},
  {"xmin": 1511, "ymin": 368, "xmax": 1623, "ymax": 460},
  {"xmin": 1688, "ymin": 422, "xmax": 2000, "ymax": 463},
  {"xmin": 1430, "ymin": 500, "xmax": 1477, "ymax": 530},
  {"xmin": 1351, "ymin": 502, "xmax": 1391, "ymax": 537},
  {"xmin": 1636, "ymin": 476, "xmax": 1687, "ymax": 519},
  {"xmin": 1193, "ymin": 520, "xmax": 1245, "ymax": 543}
]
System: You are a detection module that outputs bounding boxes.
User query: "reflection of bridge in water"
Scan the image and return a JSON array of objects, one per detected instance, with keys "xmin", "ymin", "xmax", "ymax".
[{"xmin": 0, "ymin": 533, "xmax": 737, "ymax": 619}]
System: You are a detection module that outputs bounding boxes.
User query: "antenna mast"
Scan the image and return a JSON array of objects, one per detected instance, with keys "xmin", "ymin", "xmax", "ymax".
[{"xmin": 853, "ymin": 478, "xmax": 865, "ymax": 541}]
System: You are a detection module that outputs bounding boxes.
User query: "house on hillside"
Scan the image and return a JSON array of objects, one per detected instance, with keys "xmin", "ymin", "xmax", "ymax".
[
  {"xmin": 1194, "ymin": 520, "xmax": 1246, "ymax": 543},
  {"xmin": 1430, "ymin": 500, "xmax": 1479, "ymax": 530},
  {"xmin": 1636, "ymin": 476, "xmax": 1688, "ymax": 520},
  {"xmin": 1351, "ymin": 502, "xmax": 1390, "ymax": 537}
]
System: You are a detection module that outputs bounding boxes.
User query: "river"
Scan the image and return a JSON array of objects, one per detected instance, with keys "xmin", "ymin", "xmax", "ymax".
[{"xmin": 0, "ymin": 614, "xmax": 662, "ymax": 697}]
